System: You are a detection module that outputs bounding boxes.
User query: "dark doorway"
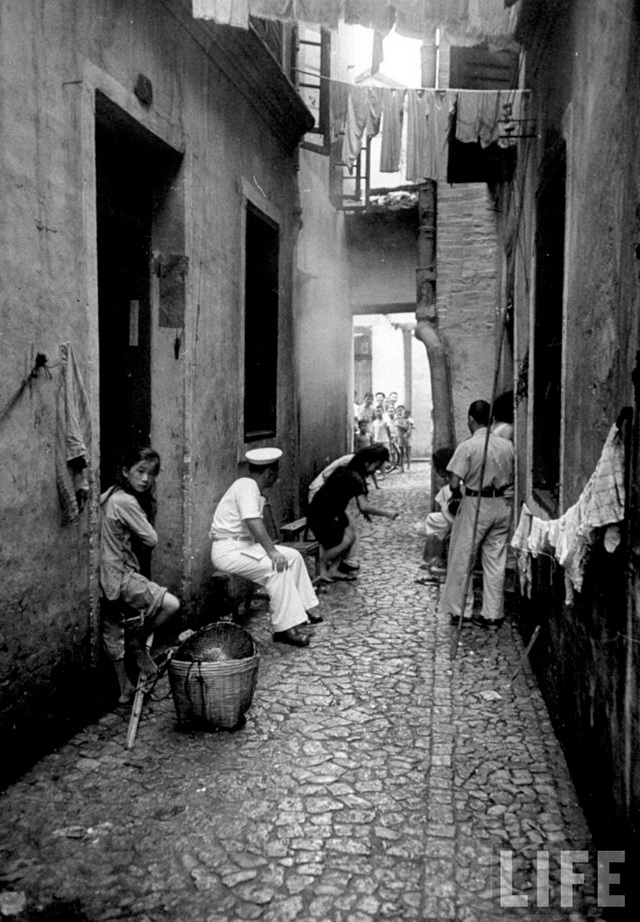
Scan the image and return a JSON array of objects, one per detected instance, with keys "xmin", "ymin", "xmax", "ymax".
[
  {"xmin": 95, "ymin": 93, "xmax": 182, "ymax": 487},
  {"xmin": 96, "ymin": 95, "xmax": 153, "ymax": 485},
  {"xmin": 244, "ymin": 202, "xmax": 280, "ymax": 441}
]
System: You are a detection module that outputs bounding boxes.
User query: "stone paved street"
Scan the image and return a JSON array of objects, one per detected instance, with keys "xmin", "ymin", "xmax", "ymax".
[{"xmin": 0, "ymin": 465, "xmax": 606, "ymax": 921}]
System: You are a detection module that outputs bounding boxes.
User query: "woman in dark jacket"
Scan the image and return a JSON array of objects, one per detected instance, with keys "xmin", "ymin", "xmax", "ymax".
[{"xmin": 308, "ymin": 445, "xmax": 399, "ymax": 582}]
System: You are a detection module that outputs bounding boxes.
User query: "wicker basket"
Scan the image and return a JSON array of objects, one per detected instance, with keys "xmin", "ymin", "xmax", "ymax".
[{"xmin": 168, "ymin": 623, "xmax": 259, "ymax": 729}]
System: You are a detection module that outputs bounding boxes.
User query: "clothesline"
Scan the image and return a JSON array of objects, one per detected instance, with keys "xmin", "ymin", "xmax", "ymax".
[
  {"xmin": 330, "ymin": 83, "xmax": 529, "ymax": 181},
  {"xmin": 296, "ymin": 68, "xmax": 530, "ymax": 94}
]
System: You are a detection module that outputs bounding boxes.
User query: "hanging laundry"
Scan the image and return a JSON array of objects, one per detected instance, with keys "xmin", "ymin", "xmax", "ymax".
[
  {"xmin": 56, "ymin": 342, "xmax": 91, "ymax": 525},
  {"xmin": 405, "ymin": 89, "xmax": 428, "ymax": 183},
  {"xmin": 380, "ymin": 88, "xmax": 406, "ymax": 172},
  {"xmin": 364, "ymin": 86, "xmax": 384, "ymax": 137},
  {"xmin": 425, "ymin": 89, "xmax": 456, "ymax": 182},
  {"xmin": 331, "ymin": 81, "xmax": 350, "ymax": 143},
  {"xmin": 245, "ymin": 0, "xmax": 288, "ymax": 21},
  {"xmin": 192, "ymin": 0, "xmax": 249, "ymax": 27},
  {"xmin": 456, "ymin": 90, "xmax": 526, "ymax": 148},
  {"xmin": 510, "ymin": 422, "xmax": 626, "ymax": 602},
  {"xmin": 580, "ymin": 423, "xmax": 626, "ymax": 529},
  {"xmin": 342, "ymin": 86, "xmax": 383, "ymax": 169},
  {"xmin": 344, "ymin": 0, "xmax": 395, "ymax": 33},
  {"xmin": 297, "ymin": 0, "xmax": 343, "ymax": 28},
  {"xmin": 511, "ymin": 503, "xmax": 533, "ymax": 598},
  {"xmin": 527, "ymin": 516, "xmax": 553, "ymax": 558}
]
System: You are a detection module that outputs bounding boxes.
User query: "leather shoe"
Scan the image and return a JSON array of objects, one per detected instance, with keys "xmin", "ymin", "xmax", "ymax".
[
  {"xmin": 306, "ymin": 611, "xmax": 323, "ymax": 624},
  {"xmin": 472, "ymin": 615, "xmax": 504, "ymax": 630},
  {"xmin": 273, "ymin": 627, "xmax": 310, "ymax": 647},
  {"xmin": 339, "ymin": 560, "xmax": 360, "ymax": 572}
]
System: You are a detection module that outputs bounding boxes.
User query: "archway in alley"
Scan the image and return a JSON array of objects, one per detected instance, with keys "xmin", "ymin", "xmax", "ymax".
[{"xmin": 352, "ymin": 312, "xmax": 432, "ymax": 459}]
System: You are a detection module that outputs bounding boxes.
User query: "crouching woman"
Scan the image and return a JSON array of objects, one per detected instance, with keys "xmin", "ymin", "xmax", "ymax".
[{"xmin": 307, "ymin": 445, "xmax": 399, "ymax": 582}]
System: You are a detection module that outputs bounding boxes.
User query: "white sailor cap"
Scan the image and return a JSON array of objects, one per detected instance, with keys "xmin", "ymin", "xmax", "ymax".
[{"xmin": 245, "ymin": 447, "xmax": 283, "ymax": 466}]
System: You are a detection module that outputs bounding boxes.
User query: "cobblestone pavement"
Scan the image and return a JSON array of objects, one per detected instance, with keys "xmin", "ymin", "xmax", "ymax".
[{"xmin": 0, "ymin": 465, "xmax": 607, "ymax": 921}]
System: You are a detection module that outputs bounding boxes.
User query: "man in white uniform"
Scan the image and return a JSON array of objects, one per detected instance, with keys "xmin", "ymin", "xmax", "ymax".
[
  {"xmin": 210, "ymin": 448, "xmax": 320, "ymax": 647},
  {"xmin": 440, "ymin": 400, "xmax": 514, "ymax": 628}
]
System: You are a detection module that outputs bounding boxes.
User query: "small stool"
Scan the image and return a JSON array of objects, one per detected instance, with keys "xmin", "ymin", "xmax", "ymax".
[
  {"xmin": 211, "ymin": 571, "xmax": 258, "ymax": 621},
  {"xmin": 279, "ymin": 517, "xmax": 322, "ymax": 582}
]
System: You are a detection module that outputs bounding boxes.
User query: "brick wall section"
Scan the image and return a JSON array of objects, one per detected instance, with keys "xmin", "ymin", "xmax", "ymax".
[{"xmin": 436, "ymin": 183, "xmax": 499, "ymax": 445}]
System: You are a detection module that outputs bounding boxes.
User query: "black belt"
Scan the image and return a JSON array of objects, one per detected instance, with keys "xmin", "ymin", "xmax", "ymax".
[{"xmin": 464, "ymin": 486, "xmax": 508, "ymax": 498}]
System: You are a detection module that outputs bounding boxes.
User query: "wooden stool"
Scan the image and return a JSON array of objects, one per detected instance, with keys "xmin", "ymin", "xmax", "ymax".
[
  {"xmin": 211, "ymin": 570, "xmax": 258, "ymax": 621},
  {"xmin": 279, "ymin": 517, "xmax": 322, "ymax": 582}
]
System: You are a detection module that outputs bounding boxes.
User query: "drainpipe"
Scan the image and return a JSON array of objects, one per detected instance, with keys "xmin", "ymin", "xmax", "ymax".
[{"xmin": 414, "ymin": 181, "xmax": 455, "ymax": 492}]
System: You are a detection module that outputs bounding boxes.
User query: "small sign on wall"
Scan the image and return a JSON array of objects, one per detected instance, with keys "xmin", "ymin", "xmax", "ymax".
[{"xmin": 129, "ymin": 300, "xmax": 139, "ymax": 346}]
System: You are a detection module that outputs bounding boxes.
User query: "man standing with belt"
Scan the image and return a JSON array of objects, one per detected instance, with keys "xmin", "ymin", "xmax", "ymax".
[
  {"xmin": 210, "ymin": 447, "xmax": 321, "ymax": 647},
  {"xmin": 440, "ymin": 400, "xmax": 515, "ymax": 628}
]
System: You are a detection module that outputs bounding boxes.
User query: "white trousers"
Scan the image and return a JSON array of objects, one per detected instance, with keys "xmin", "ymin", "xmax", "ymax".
[
  {"xmin": 440, "ymin": 496, "xmax": 512, "ymax": 622},
  {"xmin": 211, "ymin": 541, "xmax": 318, "ymax": 633}
]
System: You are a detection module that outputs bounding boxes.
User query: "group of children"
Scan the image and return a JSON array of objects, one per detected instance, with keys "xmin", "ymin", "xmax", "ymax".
[{"xmin": 353, "ymin": 390, "xmax": 415, "ymax": 472}]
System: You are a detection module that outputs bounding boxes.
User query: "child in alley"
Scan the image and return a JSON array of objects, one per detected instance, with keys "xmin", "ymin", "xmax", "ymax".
[{"xmin": 99, "ymin": 446, "xmax": 181, "ymax": 704}]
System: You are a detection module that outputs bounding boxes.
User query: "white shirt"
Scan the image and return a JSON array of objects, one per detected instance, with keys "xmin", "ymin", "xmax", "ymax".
[
  {"xmin": 307, "ymin": 454, "xmax": 354, "ymax": 504},
  {"xmin": 209, "ymin": 478, "xmax": 264, "ymax": 540}
]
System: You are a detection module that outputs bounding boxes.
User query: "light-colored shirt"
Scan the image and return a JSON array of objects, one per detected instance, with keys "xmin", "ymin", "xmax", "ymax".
[
  {"xmin": 371, "ymin": 418, "xmax": 391, "ymax": 444},
  {"xmin": 448, "ymin": 427, "xmax": 514, "ymax": 492},
  {"xmin": 308, "ymin": 454, "xmax": 354, "ymax": 504},
  {"xmin": 492, "ymin": 421, "xmax": 514, "ymax": 441},
  {"xmin": 209, "ymin": 477, "xmax": 264, "ymax": 540},
  {"xmin": 99, "ymin": 488, "xmax": 158, "ymax": 600}
]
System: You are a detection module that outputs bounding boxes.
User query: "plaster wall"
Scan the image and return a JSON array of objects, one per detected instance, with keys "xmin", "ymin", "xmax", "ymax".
[
  {"xmin": 0, "ymin": 0, "xmax": 308, "ymax": 757},
  {"xmin": 436, "ymin": 183, "xmax": 500, "ymax": 447},
  {"xmin": 502, "ymin": 0, "xmax": 640, "ymax": 847},
  {"xmin": 295, "ymin": 148, "xmax": 352, "ymax": 494},
  {"xmin": 347, "ymin": 209, "xmax": 418, "ymax": 312}
]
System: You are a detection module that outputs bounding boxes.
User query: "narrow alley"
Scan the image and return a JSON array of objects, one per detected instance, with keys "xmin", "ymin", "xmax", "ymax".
[{"xmin": 0, "ymin": 465, "xmax": 605, "ymax": 922}]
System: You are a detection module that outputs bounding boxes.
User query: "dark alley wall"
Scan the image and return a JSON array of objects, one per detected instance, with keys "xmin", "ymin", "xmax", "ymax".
[{"xmin": 502, "ymin": 0, "xmax": 640, "ymax": 851}]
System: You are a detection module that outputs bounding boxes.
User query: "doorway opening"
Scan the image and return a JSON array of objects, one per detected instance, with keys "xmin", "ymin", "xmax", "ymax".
[
  {"xmin": 352, "ymin": 312, "xmax": 432, "ymax": 458},
  {"xmin": 95, "ymin": 92, "xmax": 182, "ymax": 486}
]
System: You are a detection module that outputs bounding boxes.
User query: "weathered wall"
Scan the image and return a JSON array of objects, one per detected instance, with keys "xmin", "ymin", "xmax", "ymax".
[
  {"xmin": 295, "ymin": 147, "xmax": 352, "ymax": 496},
  {"xmin": 502, "ymin": 0, "xmax": 640, "ymax": 849},
  {"xmin": 437, "ymin": 183, "xmax": 500, "ymax": 446},
  {"xmin": 0, "ymin": 0, "xmax": 311, "ymax": 772},
  {"xmin": 347, "ymin": 208, "xmax": 419, "ymax": 313}
]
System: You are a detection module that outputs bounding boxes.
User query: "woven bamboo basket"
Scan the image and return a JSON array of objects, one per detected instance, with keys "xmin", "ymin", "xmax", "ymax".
[{"xmin": 168, "ymin": 623, "xmax": 259, "ymax": 729}]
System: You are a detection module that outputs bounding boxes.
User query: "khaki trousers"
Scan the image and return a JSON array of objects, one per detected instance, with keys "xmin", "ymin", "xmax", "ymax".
[{"xmin": 440, "ymin": 496, "xmax": 512, "ymax": 622}]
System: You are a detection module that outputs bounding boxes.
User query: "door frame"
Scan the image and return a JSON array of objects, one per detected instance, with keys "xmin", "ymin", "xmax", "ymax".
[{"xmin": 79, "ymin": 62, "xmax": 186, "ymax": 665}]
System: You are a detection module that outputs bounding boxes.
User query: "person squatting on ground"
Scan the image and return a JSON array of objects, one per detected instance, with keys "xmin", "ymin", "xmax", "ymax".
[
  {"xmin": 414, "ymin": 446, "xmax": 455, "ymax": 577},
  {"xmin": 99, "ymin": 447, "xmax": 181, "ymax": 704},
  {"xmin": 308, "ymin": 453, "xmax": 362, "ymax": 575},
  {"xmin": 210, "ymin": 448, "xmax": 320, "ymax": 648},
  {"xmin": 307, "ymin": 445, "xmax": 400, "ymax": 583},
  {"xmin": 440, "ymin": 400, "xmax": 514, "ymax": 628}
]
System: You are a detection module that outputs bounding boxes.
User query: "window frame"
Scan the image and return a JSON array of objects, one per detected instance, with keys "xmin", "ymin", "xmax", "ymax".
[
  {"xmin": 530, "ymin": 137, "xmax": 567, "ymax": 514},
  {"xmin": 238, "ymin": 179, "xmax": 282, "ymax": 452},
  {"xmin": 297, "ymin": 26, "xmax": 331, "ymax": 156}
]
